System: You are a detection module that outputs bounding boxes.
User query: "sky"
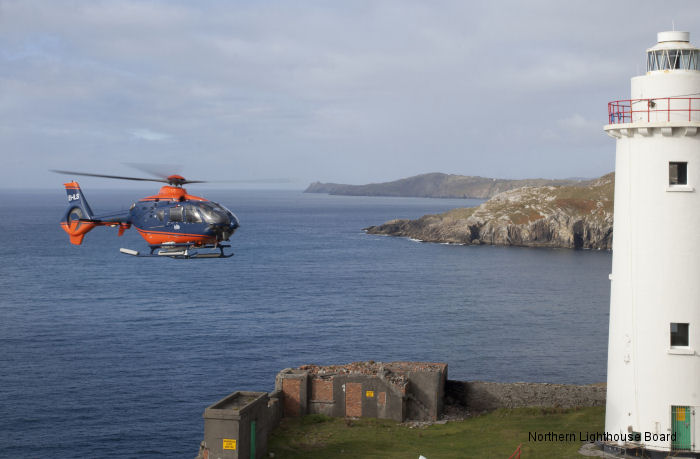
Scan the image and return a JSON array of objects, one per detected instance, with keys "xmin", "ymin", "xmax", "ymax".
[{"xmin": 2, "ymin": 0, "xmax": 699, "ymax": 189}]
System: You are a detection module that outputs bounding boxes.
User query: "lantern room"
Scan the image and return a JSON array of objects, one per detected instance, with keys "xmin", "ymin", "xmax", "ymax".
[{"xmin": 647, "ymin": 31, "xmax": 700, "ymax": 72}]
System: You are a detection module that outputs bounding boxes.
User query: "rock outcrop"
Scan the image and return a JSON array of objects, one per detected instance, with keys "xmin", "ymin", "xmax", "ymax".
[
  {"xmin": 365, "ymin": 173, "xmax": 614, "ymax": 250},
  {"xmin": 306, "ymin": 172, "xmax": 590, "ymax": 199}
]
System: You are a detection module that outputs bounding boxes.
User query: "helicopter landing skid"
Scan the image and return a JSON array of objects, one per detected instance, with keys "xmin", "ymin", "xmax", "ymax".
[{"xmin": 119, "ymin": 244, "xmax": 233, "ymax": 259}]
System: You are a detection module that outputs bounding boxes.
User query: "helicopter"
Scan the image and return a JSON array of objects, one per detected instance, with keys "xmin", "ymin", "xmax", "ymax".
[{"xmin": 54, "ymin": 170, "xmax": 240, "ymax": 259}]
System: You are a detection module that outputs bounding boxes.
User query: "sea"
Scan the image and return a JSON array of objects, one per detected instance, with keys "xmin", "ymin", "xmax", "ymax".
[{"xmin": 0, "ymin": 189, "xmax": 612, "ymax": 458}]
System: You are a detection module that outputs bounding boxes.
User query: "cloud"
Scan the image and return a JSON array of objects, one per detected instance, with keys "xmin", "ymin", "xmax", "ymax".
[
  {"xmin": 129, "ymin": 129, "xmax": 171, "ymax": 142},
  {"xmin": 2, "ymin": 0, "xmax": 700, "ymax": 187},
  {"xmin": 557, "ymin": 114, "xmax": 600, "ymax": 132}
]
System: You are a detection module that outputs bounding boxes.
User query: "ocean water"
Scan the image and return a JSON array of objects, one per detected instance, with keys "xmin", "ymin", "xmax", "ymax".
[{"xmin": 0, "ymin": 189, "xmax": 611, "ymax": 458}]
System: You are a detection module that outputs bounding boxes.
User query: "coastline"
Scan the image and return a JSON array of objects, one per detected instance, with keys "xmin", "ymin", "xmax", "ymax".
[{"xmin": 365, "ymin": 173, "xmax": 614, "ymax": 250}]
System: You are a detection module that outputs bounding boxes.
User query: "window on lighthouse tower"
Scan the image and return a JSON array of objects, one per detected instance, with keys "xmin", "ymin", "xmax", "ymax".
[
  {"xmin": 669, "ymin": 162, "xmax": 688, "ymax": 185},
  {"xmin": 671, "ymin": 323, "xmax": 689, "ymax": 347}
]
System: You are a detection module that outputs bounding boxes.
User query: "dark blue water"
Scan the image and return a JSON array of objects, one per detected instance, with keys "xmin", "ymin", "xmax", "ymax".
[{"xmin": 0, "ymin": 189, "xmax": 611, "ymax": 458}]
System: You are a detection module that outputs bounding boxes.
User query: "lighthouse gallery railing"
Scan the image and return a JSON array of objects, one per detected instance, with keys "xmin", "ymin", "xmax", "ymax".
[{"xmin": 608, "ymin": 98, "xmax": 700, "ymax": 124}]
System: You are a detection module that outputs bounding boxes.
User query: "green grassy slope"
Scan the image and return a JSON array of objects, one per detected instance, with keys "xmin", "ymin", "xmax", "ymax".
[{"xmin": 268, "ymin": 407, "xmax": 605, "ymax": 459}]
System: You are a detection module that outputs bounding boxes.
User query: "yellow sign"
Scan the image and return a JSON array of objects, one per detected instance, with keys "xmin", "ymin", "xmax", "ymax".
[
  {"xmin": 677, "ymin": 407, "xmax": 686, "ymax": 421},
  {"xmin": 366, "ymin": 390, "xmax": 375, "ymax": 398},
  {"xmin": 223, "ymin": 439, "xmax": 237, "ymax": 450}
]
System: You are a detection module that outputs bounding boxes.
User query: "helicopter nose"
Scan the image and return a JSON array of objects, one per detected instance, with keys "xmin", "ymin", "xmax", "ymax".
[
  {"xmin": 210, "ymin": 216, "xmax": 239, "ymax": 242},
  {"xmin": 225, "ymin": 216, "xmax": 239, "ymax": 239},
  {"xmin": 210, "ymin": 224, "xmax": 232, "ymax": 241}
]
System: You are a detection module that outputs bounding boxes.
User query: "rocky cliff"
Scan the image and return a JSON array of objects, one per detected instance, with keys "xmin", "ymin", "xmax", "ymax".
[
  {"xmin": 365, "ymin": 173, "xmax": 614, "ymax": 249},
  {"xmin": 305, "ymin": 172, "xmax": 590, "ymax": 199}
]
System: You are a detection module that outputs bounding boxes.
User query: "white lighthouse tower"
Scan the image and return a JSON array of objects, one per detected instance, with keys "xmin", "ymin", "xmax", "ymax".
[{"xmin": 605, "ymin": 31, "xmax": 700, "ymax": 454}]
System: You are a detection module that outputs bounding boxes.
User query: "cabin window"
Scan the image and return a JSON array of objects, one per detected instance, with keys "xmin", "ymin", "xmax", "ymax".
[
  {"xmin": 671, "ymin": 323, "xmax": 689, "ymax": 347},
  {"xmin": 185, "ymin": 206, "xmax": 202, "ymax": 223},
  {"xmin": 670, "ymin": 162, "xmax": 688, "ymax": 185},
  {"xmin": 170, "ymin": 206, "xmax": 183, "ymax": 222},
  {"xmin": 155, "ymin": 209, "xmax": 165, "ymax": 221}
]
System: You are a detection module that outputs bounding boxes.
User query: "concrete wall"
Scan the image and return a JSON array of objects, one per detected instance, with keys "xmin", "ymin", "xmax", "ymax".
[
  {"xmin": 199, "ymin": 391, "xmax": 281, "ymax": 459},
  {"xmin": 391, "ymin": 363, "xmax": 446, "ymax": 421},
  {"xmin": 305, "ymin": 374, "xmax": 406, "ymax": 422},
  {"xmin": 276, "ymin": 362, "xmax": 448, "ymax": 422},
  {"xmin": 267, "ymin": 391, "xmax": 282, "ymax": 428}
]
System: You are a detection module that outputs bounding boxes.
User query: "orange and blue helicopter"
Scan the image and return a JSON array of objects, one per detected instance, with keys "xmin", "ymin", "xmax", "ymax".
[{"xmin": 55, "ymin": 170, "xmax": 239, "ymax": 259}]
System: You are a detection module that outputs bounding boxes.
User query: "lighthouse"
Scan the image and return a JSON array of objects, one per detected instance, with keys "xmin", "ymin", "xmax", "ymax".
[{"xmin": 605, "ymin": 31, "xmax": 700, "ymax": 454}]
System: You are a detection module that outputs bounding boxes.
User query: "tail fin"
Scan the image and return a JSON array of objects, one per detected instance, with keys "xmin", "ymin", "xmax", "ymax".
[
  {"xmin": 60, "ymin": 181, "xmax": 96, "ymax": 245},
  {"xmin": 64, "ymin": 181, "xmax": 93, "ymax": 218}
]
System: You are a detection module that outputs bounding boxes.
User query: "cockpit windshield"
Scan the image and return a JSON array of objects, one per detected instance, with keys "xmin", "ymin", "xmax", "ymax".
[{"xmin": 198, "ymin": 201, "xmax": 232, "ymax": 224}]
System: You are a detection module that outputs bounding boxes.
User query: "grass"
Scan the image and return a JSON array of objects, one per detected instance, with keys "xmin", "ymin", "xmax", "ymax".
[
  {"xmin": 441, "ymin": 207, "xmax": 477, "ymax": 220},
  {"xmin": 267, "ymin": 406, "xmax": 605, "ymax": 459}
]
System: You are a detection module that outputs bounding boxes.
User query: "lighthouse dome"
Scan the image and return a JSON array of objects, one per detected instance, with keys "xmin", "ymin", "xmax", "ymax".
[
  {"xmin": 657, "ymin": 31, "xmax": 690, "ymax": 44},
  {"xmin": 647, "ymin": 31, "xmax": 700, "ymax": 71}
]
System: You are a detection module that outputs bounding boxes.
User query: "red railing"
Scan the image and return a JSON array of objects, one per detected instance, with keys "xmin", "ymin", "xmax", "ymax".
[{"xmin": 608, "ymin": 97, "xmax": 700, "ymax": 124}]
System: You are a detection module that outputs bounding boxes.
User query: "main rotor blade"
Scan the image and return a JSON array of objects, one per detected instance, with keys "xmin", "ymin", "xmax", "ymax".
[
  {"xmin": 51, "ymin": 169, "xmax": 281, "ymax": 185},
  {"xmin": 207, "ymin": 178, "xmax": 297, "ymax": 184},
  {"xmin": 123, "ymin": 163, "xmax": 183, "ymax": 180},
  {"xmin": 51, "ymin": 170, "xmax": 167, "ymax": 183}
]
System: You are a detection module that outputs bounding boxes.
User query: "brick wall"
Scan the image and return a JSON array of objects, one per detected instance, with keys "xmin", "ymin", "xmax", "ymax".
[
  {"xmin": 311, "ymin": 379, "xmax": 333, "ymax": 402},
  {"xmin": 282, "ymin": 378, "xmax": 301, "ymax": 417}
]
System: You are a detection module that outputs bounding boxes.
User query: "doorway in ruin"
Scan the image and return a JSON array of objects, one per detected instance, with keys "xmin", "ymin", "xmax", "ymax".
[{"xmin": 345, "ymin": 383, "xmax": 362, "ymax": 417}]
